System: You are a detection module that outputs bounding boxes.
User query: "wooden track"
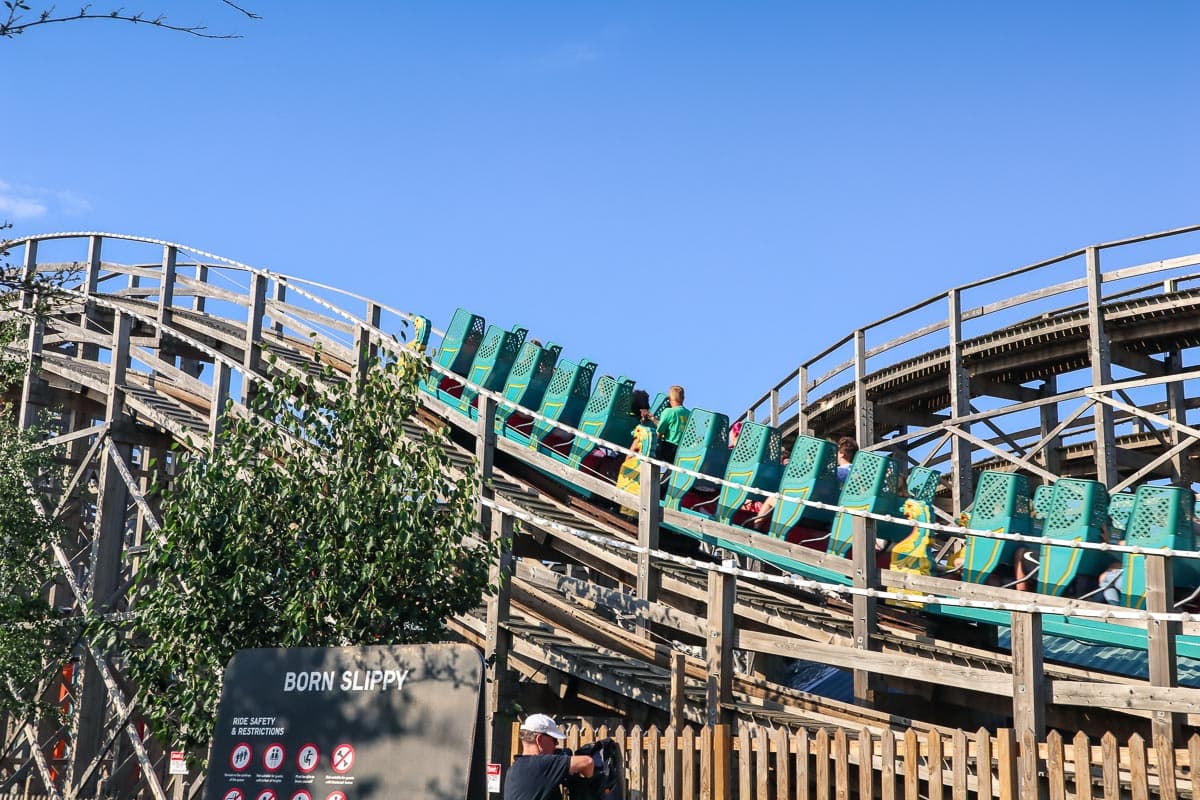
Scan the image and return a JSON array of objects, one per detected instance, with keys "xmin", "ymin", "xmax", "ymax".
[{"xmin": 4, "ymin": 231, "xmax": 1200, "ymax": 798}]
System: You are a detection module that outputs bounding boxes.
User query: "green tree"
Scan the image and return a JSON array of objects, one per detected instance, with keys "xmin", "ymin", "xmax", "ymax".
[
  {"xmin": 0, "ymin": 411, "xmax": 74, "ymax": 719},
  {"xmin": 121, "ymin": 348, "xmax": 498, "ymax": 756},
  {"xmin": 0, "ymin": 236, "xmax": 75, "ymax": 720}
]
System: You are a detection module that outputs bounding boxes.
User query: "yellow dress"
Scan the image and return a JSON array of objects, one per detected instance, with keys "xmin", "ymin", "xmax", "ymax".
[
  {"xmin": 616, "ymin": 424, "xmax": 658, "ymax": 516},
  {"xmin": 888, "ymin": 498, "xmax": 936, "ymax": 607}
]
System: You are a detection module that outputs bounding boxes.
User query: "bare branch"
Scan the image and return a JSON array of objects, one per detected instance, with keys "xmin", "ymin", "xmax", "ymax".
[
  {"xmin": 219, "ymin": 0, "xmax": 260, "ymax": 20},
  {"xmin": 0, "ymin": 1, "xmax": 258, "ymax": 38}
]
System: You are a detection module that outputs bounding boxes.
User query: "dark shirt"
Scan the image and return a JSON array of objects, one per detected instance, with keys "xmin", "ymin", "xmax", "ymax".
[{"xmin": 504, "ymin": 753, "xmax": 571, "ymax": 800}]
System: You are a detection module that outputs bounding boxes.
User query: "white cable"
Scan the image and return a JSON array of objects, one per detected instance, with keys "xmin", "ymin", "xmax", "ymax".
[{"xmin": 478, "ymin": 494, "xmax": 1200, "ymax": 624}]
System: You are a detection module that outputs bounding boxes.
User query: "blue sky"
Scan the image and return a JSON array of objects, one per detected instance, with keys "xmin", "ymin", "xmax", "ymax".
[{"xmin": 2, "ymin": 2, "xmax": 1198, "ymax": 420}]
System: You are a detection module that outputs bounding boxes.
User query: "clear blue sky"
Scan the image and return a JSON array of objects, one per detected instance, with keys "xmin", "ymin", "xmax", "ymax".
[{"xmin": 3, "ymin": 2, "xmax": 1198, "ymax": 419}]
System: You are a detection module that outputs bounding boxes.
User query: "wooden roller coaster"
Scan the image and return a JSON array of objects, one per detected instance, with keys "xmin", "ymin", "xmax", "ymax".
[{"xmin": 4, "ymin": 228, "xmax": 1200, "ymax": 798}]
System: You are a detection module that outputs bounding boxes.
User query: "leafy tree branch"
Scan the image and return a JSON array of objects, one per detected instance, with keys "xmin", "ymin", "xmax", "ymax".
[{"xmin": 116, "ymin": 347, "xmax": 499, "ymax": 758}]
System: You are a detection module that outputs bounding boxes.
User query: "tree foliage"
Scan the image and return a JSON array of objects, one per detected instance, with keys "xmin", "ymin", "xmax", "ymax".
[
  {"xmin": 0, "ymin": 235, "xmax": 75, "ymax": 720},
  {"xmin": 120, "ymin": 348, "xmax": 498, "ymax": 756},
  {"xmin": 0, "ymin": 412, "xmax": 74, "ymax": 719}
]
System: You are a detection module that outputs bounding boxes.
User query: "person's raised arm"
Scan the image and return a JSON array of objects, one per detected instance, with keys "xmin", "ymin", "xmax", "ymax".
[{"xmin": 569, "ymin": 754, "xmax": 596, "ymax": 778}]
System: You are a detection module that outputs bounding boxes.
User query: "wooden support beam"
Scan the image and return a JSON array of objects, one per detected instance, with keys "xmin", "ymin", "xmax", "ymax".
[
  {"xmin": 353, "ymin": 322, "xmax": 371, "ymax": 388},
  {"xmin": 485, "ymin": 513, "xmax": 515, "ymax": 771},
  {"xmin": 670, "ymin": 652, "xmax": 687, "ymax": 730},
  {"xmin": 19, "ymin": 314, "xmax": 44, "ymax": 431},
  {"xmin": 947, "ymin": 288, "xmax": 973, "ymax": 511},
  {"xmin": 366, "ymin": 301, "xmax": 382, "ymax": 364},
  {"xmin": 271, "ymin": 279, "xmax": 287, "ymax": 336},
  {"xmin": 76, "ymin": 235, "xmax": 103, "ymax": 363},
  {"xmin": 1011, "ymin": 611, "xmax": 1045, "ymax": 742},
  {"xmin": 209, "ymin": 360, "xmax": 231, "ymax": 443},
  {"xmin": 797, "ymin": 365, "xmax": 810, "ymax": 436},
  {"xmin": 1039, "ymin": 377, "xmax": 1062, "ymax": 477},
  {"xmin": 973, "ymin": 377, "xmax": 1041, "ymax": 403},
  {"xmin": 242, "ymin": 272, "xmax": 266, "ymax": 404},
  {"xmin": 1166, "ymin": 351, "xmax": 1191, "ymax": 485},
  {"xmin": 1146, "ymin": 554, "xmax": 1181, "ymax": 748},
  {"xmin": 157, "ymin": 244, "xmax": 177, "ymax": 335},
  {"xmin": 637, "ymin": 459, "xmax": 662, "ymax": 641},
  {"xmin": 193, "ymin": 264, "xmax": 208, "ymax": 314},
  {"xmin": 476, "ymin": 396, "xmax": 498, "ymax": 534},
  {"xmin": 1086, "ymin": 246, "xmax": 1118, "ymax": 487},
  {"xmin": 1111, "ymin": 345, "xmax": 1168, "ymax": 377},
  {"xmin": 854, "ymin": 329, "xmax": 874, "ymax": 446},
  {"xmin": 69, "ymin": 314, "xmax": 133, "ymax": 797},
  {"xmin": 852, "ymin": 514, "xmax": 880, "ymax": 706},
  {"xmin": 705, "ymin": 569, "xmax": 734, "ymax": 727}
]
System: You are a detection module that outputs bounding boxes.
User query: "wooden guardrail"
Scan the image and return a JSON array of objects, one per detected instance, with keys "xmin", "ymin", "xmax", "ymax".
[{"xmin": 516, "ymin": 721, "xmax": 1198, "ymax": 800}]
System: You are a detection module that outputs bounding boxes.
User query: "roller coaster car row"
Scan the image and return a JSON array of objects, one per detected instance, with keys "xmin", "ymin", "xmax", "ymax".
[{"xmin": 413, "ymin": 308, "xmax": 1200, "ymax": 650}]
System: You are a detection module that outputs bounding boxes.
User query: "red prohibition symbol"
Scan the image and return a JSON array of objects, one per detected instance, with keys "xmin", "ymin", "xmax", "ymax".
[
  {"xmin": 222, "ymin": 790, "xmax": 244, "ymax": 800},
  {"xmin": 254, "ymin": 790, "xmax": 277, "ymax": 800},
  {"xmin": 290, "ymin": 792, "xmax": 313, "ymax": 800},
  {"xmin": 229, "ymin": 743, "xmax": 252, "ymax": 772},
  {"xmin": 262, "ymin": 743, "xmax": 285, "ymax": 772},
  {"xmin": 296, "ymin": 743, "xmax": 320, "ymax": 774},
  {"xmin": 325, "ymin": 793, "xmax": 346, "ymax": 800},
  {"xmin": 330, "ymin": 743, "xmax": 355, "ymax": 774}
]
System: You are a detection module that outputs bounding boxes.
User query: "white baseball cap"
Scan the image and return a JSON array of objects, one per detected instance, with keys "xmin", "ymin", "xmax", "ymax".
[{"xmin": 521, "ymin": 713, "xmax": 567, "ymax": 740}]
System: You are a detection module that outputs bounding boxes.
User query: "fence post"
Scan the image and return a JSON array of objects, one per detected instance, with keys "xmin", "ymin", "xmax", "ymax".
[
  {"xmin": 1146, "ymin": 553, "xmax": 1181, "ymax": 748},
  {"xmin": 995, "ymin": 730, "xmax": 1017, "ymax": 800},
  {"xmin": 706, "ymin": 570, "xmax": 734, "ymax": 726},
  {"xmin": 637, "ymin": 459, "xmax": 663, "ymax": 640},
  {"xmin": 712, "ymin": 724, "xmax": 731, "ymax": 800},
  {"xmin": 852, "ymin": 514, "xmax": 880, "ymax": 706}
]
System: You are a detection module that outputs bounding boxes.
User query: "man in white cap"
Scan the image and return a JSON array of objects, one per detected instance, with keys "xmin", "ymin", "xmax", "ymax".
[{"xmin": 503, "ymin": 713, "xmax": 595, "ymax": 800}]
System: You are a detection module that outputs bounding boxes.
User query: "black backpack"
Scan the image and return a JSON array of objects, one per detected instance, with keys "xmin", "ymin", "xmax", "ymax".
[{"xmin": 564, "ymin": 738, "xmax": 625, "ymax": 800}]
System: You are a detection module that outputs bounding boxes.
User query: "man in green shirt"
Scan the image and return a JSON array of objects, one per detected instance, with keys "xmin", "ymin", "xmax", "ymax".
[{"xmin": 651, "ymin": 384, "xmax": 690, "ymax": 465}]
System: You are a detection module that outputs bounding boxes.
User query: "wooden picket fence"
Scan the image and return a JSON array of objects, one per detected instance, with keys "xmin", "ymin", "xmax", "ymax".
[{"xmin": 521, "ymin": 721, "xmax": 1200, "ymax": 799}]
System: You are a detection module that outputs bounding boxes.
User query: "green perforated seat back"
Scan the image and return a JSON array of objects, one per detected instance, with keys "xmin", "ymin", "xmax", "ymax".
[
  {"xmin": 828, "ymin": 451, "xmax": 903, "ymax": 556},
  {"xmin": 716, "ymin": 422, "xmax": 784, "ymax": 524},
  {"xmin": 766, "ymin": 435, "xmax": 839, "ymax": 538},
  {"xmin": 962, "ymin": 471, "xmax": 1032, "ymax": 584},
  {"xmin": 432, "ymin": 307, "xmax": 486, "ymax": 378},
  {"xmin": 665, "ymin": 409, "xmax": 730, "ymax": 511},
  {"xmin": 1037, "ymin": 478, "xmax": 1109, "ymax": 596},
  {"xmin": 1106, "ymin": 492, "xmax": 1136, "ymax": 536},
  {"xmin": 458, "ymin": 324, "xmax": 528, "ymax": 412},
  {"xmin": 1125, "ymin": 486, "xmax": 1194, "ymax": 549},
  {"xmin": 498, "ymin": 340, "xmax": 559, "ymax": 429},
  {"xmin": 1120, "ymin": 485, "xmax": 1198, "ymax": 608},
  {"xmin": 1032, "ymin": 484, "xmax": 1053, "ymax": 520},
  {"xmin": 529, "ymin": 358, "xmax": 597, "ymax": 446},
  {"xmin": 566, "ymin": 376, "xmax": 637, "ymax": 468},
  {"xmin": 906, "ymin": 467, "xmax": 941, "ymax": 504},
  {"xmin": 651, "ymin": 392, "xmax": 669, "ymax": 418}
]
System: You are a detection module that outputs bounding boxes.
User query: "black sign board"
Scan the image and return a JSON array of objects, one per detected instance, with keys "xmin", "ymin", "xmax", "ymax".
[{"xmin": 203, "ymin": 643, "xmax": 483, "ymax": 800}]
